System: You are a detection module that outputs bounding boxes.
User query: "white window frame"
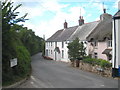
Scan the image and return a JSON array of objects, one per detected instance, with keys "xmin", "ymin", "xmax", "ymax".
[{"xmin": 108, "ymin": 40, "xmax": 112, "ymax": 47}]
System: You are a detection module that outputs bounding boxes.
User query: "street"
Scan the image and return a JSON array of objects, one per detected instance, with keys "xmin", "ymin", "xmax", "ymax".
[{"xmin": 17, "ymin": 53, "xmax": 118, "ymax": 88}]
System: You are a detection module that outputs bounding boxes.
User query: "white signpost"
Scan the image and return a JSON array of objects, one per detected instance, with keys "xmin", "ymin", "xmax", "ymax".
[{"xmin": 10, "ymin": 58, "xmax": 17, "ymax": 67}]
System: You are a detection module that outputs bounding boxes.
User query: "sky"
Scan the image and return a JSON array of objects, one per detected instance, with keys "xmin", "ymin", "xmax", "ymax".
[{"xmin": 3, "ymin": 0, "xmax": 120, "ymax": 39}]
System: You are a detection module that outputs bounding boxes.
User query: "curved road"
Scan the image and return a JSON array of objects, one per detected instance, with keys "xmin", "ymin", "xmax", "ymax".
[{"xmin": 18, "ymin": 53, "xmax": 118, "ymax": 88}]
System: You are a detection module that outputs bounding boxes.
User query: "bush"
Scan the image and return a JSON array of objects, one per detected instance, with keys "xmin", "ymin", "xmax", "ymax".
[
  {"xmin": 99, "ymin": 59, "xmax": 111, "ymax": 68},
  {"xmin": 82, "ymin": 57, "xmax": 112, "ymax": 68},
  {"xmin": 83, "ymin": 58, "xmax": 96, "ymax": 65},
  {"xmin": 15, "ymin": 45, "xmax": 31, "ymax": 76}
]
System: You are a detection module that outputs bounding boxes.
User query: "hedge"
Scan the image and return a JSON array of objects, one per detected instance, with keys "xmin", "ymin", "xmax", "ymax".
[{"xmin": 82, "ymin": 57, "xmax": 112, "ymax": 68}]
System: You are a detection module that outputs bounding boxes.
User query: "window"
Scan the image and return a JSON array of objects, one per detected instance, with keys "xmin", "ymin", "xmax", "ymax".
[
  {"xmin": 51, "ymin": 42, "xmax": 52, "ymax": 47},
  {"xmin": 51, "ymin": 50, "xmax": 52, "ymax": 54},
  {"xmin": 62, "ymin": 50, "xmax": 64, "ymax": 58},
  {"xmin": 49, "ymin": 50, "xmax": 50, "ymax": 55},
  {"xmin": 62, "ymin": 42, "xmax": 64, "ymax": 48},
  {"xmin": 94, "ymin": 41, "xmax": 98, "ymax": 47},
  {"xmin": 94, "ymin": 52, "xmax": 98, "ymax": 59},
  {"xmin": 108, "ymin": 40, "xmax": 112, "ymax": 47}
]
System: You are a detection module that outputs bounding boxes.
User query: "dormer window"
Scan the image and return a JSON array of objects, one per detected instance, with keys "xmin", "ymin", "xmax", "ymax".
[
  {"xmin": 108, "ymin": 40, "xmax": 112, "ymax": 47},
  {"xmin": 94, "ymin": 41, "xmax": 98, "ymax": 47}
]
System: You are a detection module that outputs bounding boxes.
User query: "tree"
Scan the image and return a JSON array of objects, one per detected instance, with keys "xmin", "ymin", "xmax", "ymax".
[
  {"xmin": 18, "ymin": 27, "xmax": 45, "ymax": 55},
  {"xmin": 67, "ymin": 37, "xmax": 86, "ymax": 60},
  {"xmin": 2, "ymin": 0, "xmax": 29, "ymax": 86}
]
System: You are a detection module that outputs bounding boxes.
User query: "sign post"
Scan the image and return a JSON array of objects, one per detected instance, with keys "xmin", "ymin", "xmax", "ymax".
[{"xmin": 10, "ymin": 58, "xmax": 17, "ymax": 67}]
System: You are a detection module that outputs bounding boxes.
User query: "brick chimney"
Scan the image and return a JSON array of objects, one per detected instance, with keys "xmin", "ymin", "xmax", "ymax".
[
  {"xmin": 64, "ymin": 20, "xmax": 68, "ymax": 28},
  {"xmin": 78, "ymin": 16, "xmax": 84, "ymax": 26}
]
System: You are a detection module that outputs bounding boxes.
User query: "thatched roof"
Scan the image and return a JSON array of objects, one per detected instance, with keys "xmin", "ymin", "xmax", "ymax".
[{"xmin": 86, "ymin": 19, "xmax": 112, "ymax": 41}]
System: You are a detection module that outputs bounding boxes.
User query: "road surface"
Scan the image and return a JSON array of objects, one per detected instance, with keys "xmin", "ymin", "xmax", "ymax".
[{"xmin": 17, "ymin": 53, "xmax": 118, "ymax": 88}]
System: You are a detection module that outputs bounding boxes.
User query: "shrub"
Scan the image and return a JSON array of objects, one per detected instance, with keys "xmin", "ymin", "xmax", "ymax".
[
  {"xmin": 82, "ymin": 57, "xmax": 112, "ymax": 68},
  {"xmin": 15, "ymin": 45, "xmax": 31, "ymax": 76},
  {"xmin": 83, "ymin": 58, "xmax": 96, "ymax": 65},
  {"xmin": 99, "ymin": 59, "xmax": 112, "ymax": 68}
]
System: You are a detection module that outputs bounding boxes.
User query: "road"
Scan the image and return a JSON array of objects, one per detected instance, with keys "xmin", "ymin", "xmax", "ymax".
[{"xmin": 17, "ymin": 53, "xmax": 118, "ymax": 88}]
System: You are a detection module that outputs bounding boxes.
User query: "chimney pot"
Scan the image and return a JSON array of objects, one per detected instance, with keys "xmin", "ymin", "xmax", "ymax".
[
  {"xmin": 78, "ymin": 16, "xmax": 84, "ymax": 26},
  {"xmin": 64, "ymin": 20, "xmax": 68, "ymax": 28}
]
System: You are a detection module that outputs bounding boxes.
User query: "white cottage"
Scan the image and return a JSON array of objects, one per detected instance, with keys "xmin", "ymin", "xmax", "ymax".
[
  {"xmin": 45, "ymin": 15, "xmax": 101, "ymax": 62},
  {"xmin": 45, "ymin": 22, "xmax": 78, "ymax": 62},
  {"xmin": 45, "ymin": 10, "xmax": 113, "ymax": 62}
]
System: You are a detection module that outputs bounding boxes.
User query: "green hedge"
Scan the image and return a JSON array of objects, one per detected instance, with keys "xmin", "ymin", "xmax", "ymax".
[
  {"xmin": 15, "ymin": 45, "xmax": 31, "ymax": 76},
  {"xmin": 2, "ymin": 33, "xmax": 31, "ymax": 86},
  {"xmin": 83, "ymin": 57, "xmax": 112, "ymax": 68}
]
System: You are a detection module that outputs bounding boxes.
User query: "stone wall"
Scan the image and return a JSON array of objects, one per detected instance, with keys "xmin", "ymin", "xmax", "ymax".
[{"xmin": 72, "ymin": 60, "xmax": 112, "ymax": 77}]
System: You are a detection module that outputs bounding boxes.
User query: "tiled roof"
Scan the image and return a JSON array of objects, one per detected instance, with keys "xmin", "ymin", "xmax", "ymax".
[
  {"xmin": 56, "ymin": 26, "xmax": 78, "ymax": 41},
  {"xmin": 46, "ymin": 26, "xmax": 78, "ymax": 42},
  {"xmin": 68, "ymin": 21, "xmax": 100, "ymax": 41},
  {"xmin": 46, "ymin": 30, "xmax": 63, "ymax": 41}
]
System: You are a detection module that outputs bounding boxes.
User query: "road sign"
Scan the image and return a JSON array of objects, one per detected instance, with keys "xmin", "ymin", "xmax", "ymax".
[{"xmin": 10, "ymin": 58, "xmax": 17, "ymax": 67}]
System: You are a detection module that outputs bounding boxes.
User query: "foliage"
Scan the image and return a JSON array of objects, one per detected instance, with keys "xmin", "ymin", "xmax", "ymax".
[
  {"xmin": 18, "ymin": 27, "xmax": 45, "ymax": 55},
  {"xmin": 67, "ymin": 37, "xmax": 86, "ymax": 60},
  {"xmin": 83, "ymin": 58, "xmax": 96, "ymax": 65},
  {"xmin": 2, "ymin": 0, "xmax": 45, "ymax": 86},
  {"xmin": 2, "ymin": 0, "xmax": 28, "ymax": 29},
  {"xmin": 15, "ymin": 45, "xmax": 31, "ymax": 76},
  {"xmin": 99, "ymin": 59, "xmax": 112, "ymax": 68},
  {"xmin": 82, "ymin": 57, "xmax": 112, "ymax": 68},
  {"xmin": 2, "ymin": 0, "xmax": 30, "ymax": 86}
]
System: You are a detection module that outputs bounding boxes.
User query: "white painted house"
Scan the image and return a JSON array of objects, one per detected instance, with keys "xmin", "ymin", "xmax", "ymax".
[
  {"xmin": 45, "ymin": 12, "xmax": 112, "ymax": 62},
  {"xmin": 112, "ymin": 1, "xmax": 120, "ymax": 77}
]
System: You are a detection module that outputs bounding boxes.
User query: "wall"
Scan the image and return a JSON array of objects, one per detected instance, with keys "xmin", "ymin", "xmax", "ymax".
[
  {"xmin": 45, "ymin": 42, "xmax": 55, "ymax": 59},
  {"xmin": 87, "ymin": 41, "xmax": 108, "ymax": 60},
  {"xmin": 97, "ymin": 42, "xmax": 108, "ymax": 60},
  {"xmin": 45, "ymin": 41, "xmax": 70, "ymax": 62},
  {"xmin": 61, "ymin": 41, "xmax": 70, "ymax": 62},
  {"xmin": 73, "ymin": 61, "xmax": 112, "ymax": 77}
]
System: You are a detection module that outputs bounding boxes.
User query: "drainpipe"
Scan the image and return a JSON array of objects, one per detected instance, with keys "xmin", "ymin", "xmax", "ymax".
[{"xmin": 113, "ymin": 18, "xmax": 116, "ymax": 75}]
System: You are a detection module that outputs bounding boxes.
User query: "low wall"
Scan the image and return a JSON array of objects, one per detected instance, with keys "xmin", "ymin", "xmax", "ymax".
[{"xmin": 72, "ymin": 60, "xmax": 112, "ymax": 77}]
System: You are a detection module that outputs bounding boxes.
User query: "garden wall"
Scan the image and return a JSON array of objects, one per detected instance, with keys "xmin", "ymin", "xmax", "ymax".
[{"xmin": 72, "ymin": 60, "xmax": 112, "ymax": 77}]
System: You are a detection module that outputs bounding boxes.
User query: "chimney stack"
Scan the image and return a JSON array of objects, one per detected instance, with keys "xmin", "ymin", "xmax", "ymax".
[
  {"xmin": 103, "ymin": 8, "xmax": 106, "ymax": 13},
  {"xmin": 64, "ymin": 20, "xmax": 68, "ymax": 28},
  {"xmin": 78, "ymin": 16, "xmax": 84, "ymax": 26}
]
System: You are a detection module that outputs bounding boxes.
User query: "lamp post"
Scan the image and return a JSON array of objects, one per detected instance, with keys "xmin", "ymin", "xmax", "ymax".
[{"xmin": 112, "ymin": 1, "xmax": 120, "ymax": 77}]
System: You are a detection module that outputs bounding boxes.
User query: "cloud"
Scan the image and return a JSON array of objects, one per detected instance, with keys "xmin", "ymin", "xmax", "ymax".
[
  {"xmin": 5, "ymin": 0, "xmax": 117, "ymax": 39},
  {"xmin": 113, "ymin": 0, "xmax": 120, "ymax": 8},
  {"xmin": 14, "ymin": 0, "xmax": 86, "ymax": 39}
]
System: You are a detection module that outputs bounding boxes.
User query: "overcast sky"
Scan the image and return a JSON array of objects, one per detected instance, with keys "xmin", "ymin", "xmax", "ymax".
[{"xmin": 4, "ymin": 0, "xmax": 120, "ymax": 39}]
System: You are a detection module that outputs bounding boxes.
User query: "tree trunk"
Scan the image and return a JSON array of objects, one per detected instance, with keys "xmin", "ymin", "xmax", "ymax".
[{"xmin": 76, "ymin": 60, "xmax": 80, "ymax": 67}]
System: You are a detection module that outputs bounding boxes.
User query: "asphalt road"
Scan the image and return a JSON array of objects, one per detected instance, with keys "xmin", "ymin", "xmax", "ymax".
[{"xmin": 17, "ymin": 53, "xmax": 118, "ymax": 88}]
